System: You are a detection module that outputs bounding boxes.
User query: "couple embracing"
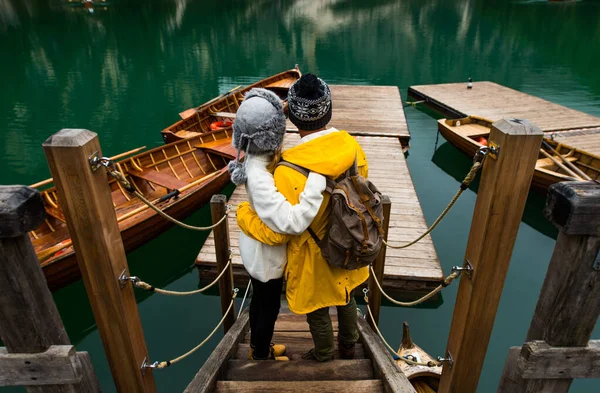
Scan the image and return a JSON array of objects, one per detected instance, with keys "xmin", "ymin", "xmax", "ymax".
[{"xmin": 228, "ymin": 74, "xmax": 369, "ymax": 362}]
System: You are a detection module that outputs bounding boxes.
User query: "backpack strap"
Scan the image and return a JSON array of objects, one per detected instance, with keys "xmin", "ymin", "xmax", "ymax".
[{"xmin": 276, "ymin": 161, "xmax": 336, "ymax": 194}]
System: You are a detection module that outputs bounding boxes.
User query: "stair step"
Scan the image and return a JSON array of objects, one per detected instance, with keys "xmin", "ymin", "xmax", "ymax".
[
  {"xmin": 236, "ymin": 343, "xmax": 366, "ymax": 360},
  {"xmin": 215, "ymin": 379, "xmax": 384, "ymax": 392},
  {"xmin": 225, "ymin": 359, "xmax": 374, "ymax": 381},
  {"xmin": 244, "ymin": 331, "xmax": 314, "ymax": 344},
  {"xmin": 274, "ymin": 319, "xmax": 339, "ymax": 332}
]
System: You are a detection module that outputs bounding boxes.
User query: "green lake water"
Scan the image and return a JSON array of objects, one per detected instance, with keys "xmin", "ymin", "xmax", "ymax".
[{"xmin": 1, "ymin": 0, "xmax": 600, "ymax": 391}]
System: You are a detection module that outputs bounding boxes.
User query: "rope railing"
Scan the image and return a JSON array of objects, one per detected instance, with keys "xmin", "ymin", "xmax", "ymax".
[
  {"xmin": 382, "ymin": 156, "xmax": 484, "ymax": 249},
  {"xmin": 101, "ymin": 164, "xmax": 230, "ymax": 232},
  {"xmin": 142, "ymin": 289, "xmax": 238, "ymax": 371},
  {"xmin": 368, "ymin": 265, "xmax": 461, "ymax": 307},
  {"xmin": 119, "ymin": 253, "xmax": 233, "ymax": 296}
]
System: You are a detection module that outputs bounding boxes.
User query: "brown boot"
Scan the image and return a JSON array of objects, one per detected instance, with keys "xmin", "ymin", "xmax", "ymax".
[{"xmin": 337, "ymin": 337, "xmax": 356, "ymax": 359}]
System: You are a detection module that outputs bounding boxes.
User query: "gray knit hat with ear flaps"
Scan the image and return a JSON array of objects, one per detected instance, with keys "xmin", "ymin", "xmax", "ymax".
[{"xmin": 228, "ymin": 88, "xmax": 286, "ymax": 185}]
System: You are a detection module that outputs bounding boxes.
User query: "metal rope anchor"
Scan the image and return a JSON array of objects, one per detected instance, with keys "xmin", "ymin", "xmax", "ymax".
[
  {"xmin": 437, "ymin": 351, "xmax": 454, "ymax": 368},
  {"xmin": 118, "ymin": 269, "xmax": 140, "ymax": 289}
]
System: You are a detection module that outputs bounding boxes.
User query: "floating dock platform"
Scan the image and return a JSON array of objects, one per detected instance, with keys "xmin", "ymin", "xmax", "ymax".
[
  {"xmin": 409, "ymin": 81, "xmax": 600, "ymax": 155},
  {"xmin": 196, "ymin": 85, "xmax": 444, "ymax": 297}
]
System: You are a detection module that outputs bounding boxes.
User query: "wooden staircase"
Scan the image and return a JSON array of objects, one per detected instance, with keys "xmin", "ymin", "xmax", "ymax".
[{"xmin": 184, "ymin": 308, "xmax": 417, "ymax": 393}]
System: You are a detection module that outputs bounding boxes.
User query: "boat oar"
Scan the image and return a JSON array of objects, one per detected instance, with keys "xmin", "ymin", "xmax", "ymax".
[
  {"xmin": 179, "ymin": 85, "xmax": 244, "ymax": 119},
  {"xmin": 30, "ymin": 146, "xmax": 148, "ymax": 189},
  {"xmin": 539, "ymin": 149, "xmax": 582, "ymax": 180},
  {"xmin": 542, "ymin": 140, "xmax": 592, "ymax": 181}
]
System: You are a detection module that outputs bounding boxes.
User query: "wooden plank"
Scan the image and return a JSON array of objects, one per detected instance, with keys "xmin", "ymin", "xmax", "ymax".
[
  {"xmin": 0, "ymin": 185, "xmax": 101, "ymax": 392},
  {"xmin": 0, "ymin": 346, "xmax": 81, "ymax": 387},
  {"xmin": 128, "ymin": 168, "xmax": 188, "ymax": 190},
  {"xmin": 211, "ymin": 194, "xmax": 236, "ymax": 333},
  {"xmin": 225, "ymin": 359, "xmax": 374, "ymax": 381},
  {"xmin": 211, "ymin": 112, "xmax": 237, "ymax": 119},
  {"xmin": 43, "ymin": 129, "xmax": 156, "ymax": 393},
  {"xmin": 516, "ymin": 340, "xmax": 600, "ymax": 379},
  {"xmin": 356, "ymin": 316, "xmax": 416, "ymax": 393},
  {"xmin": 439, "ymin": 119, "xmax": 543, "ymax": 393},
  {"xmin": 184, "ymin": 309, "xmax": 250, "ymax": 393},
  {"xmin": 215, "ymin": 380, "xmax": 384, "ymax": 393},
  {"xmin": 235, "ymin": 343, "xmax": 365, "ymax": 360}
]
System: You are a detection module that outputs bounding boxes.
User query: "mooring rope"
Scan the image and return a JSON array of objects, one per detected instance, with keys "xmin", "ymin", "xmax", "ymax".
[
  {"xmin": 369, "ymin": 266, "xmax": 460, "ymax": 307},
  {"xmin": 382, "ymin": 159, "xmax": 482, "ymax": 249},
  {"xmin": 363, "ymin": 300, "xmax": 441, "ymax": 368},
  {"xmin": 107, "ymin": 169, "xmax": 229, "ymax": 231},
  {"xmin": 146, "ymin": 291, "xmax": 237, "ymax": 370},
  {"xmin": 128, "ymin": 258, "xmax": 232, "ymax": 296}
]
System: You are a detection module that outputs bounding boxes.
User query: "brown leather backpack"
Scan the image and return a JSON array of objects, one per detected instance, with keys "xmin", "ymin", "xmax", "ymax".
[{"xmin": 278, "ymin": 159, "xmax": 384, "ymax": 270}]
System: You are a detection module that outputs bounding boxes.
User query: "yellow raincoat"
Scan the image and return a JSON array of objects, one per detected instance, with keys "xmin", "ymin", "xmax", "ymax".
[{"xmin": 236, "ymin": 130, "xmax": 370, "ymax": 314}]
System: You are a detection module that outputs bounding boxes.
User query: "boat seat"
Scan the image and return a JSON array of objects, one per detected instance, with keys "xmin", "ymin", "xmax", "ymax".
[
  {"xmin": 195, "ymin": 139, "xmax": 238, "ymax": 160},
  {"xmin": 127, "ymin": 169, "xmax": 187, "ymax": 190},
  {"xmin": 45, "ymin": 205, "xmax": 66, "ymax": 223},
  {"xmin": 266, "ymin": 77, "xmax": 297, "ymax": 89},
  {"xmin": 211, "ymin": 111, "xmax": 237, "ymax": 119}
]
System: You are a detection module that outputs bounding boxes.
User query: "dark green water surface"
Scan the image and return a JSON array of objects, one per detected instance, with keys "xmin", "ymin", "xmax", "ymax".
[{"xmin": 1, "ymin": 1, "xmax": 600, "ymax": 392}]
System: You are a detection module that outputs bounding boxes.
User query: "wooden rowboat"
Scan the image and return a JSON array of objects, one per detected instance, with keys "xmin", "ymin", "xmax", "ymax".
[
  {"xmin": 30, "ymin": 128, "xmax": 235, "ymax": 291},
  {"xmin": 161, "ymin": 67, "xmax": 302, "ymax": 143},
  {"xmin": 396, "ymin": 322, "xmax": 442, "ymax": 392},
  {"xmin": 437, "ymin": 116, "xmax": 600, "ymax": 192}
]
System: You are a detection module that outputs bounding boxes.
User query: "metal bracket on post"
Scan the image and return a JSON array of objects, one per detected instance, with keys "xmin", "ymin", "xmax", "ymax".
[
  {"xmin": 141, "ymin": 357, "xmax": 159, "ymax": 376},
  {"xmin": 487, "ymin": 141, "xmax": 500, "ymax": 160},
  {"xmin": 118, "ymin": 269, "xmax": 139, "ymax": 289},
  {"xmin": 89, "ymin": 151, "xmax": 102, "ymax": 172},
  {"xmin": 437, "ymin": 351, "xmax": 454, "ymax": 368},
  {"xmin": 452, "ymin": 259, "xmax": 474, "ymax": 278}
]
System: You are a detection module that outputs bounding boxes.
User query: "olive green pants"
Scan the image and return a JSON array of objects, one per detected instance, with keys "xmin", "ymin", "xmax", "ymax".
[{"xmin": 306, "ymin": 295, "xmax": 359, "ymax": 361}]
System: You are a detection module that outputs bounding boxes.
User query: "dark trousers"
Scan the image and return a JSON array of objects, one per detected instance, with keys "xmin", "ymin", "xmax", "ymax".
[{"xmin": 249, "ymin": 276, "xmax": 283, "ymax": 359}]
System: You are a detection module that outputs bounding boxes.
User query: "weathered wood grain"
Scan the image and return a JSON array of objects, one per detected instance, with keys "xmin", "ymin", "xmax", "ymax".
[
  {"xmin": 43, "ymin": 129, "xmax": 155, "ymax": 393},
  {"xmin": 0, "ymin": 185, "xmax": 100, "ymax": 393},
  {"xmin": 439, "ymin": 119, "xmax": 543, "ymax": 393},
  {"xmin": 356, "ymin": 316, "xmax": 416, "ymax": 393},
  {"xmin": 0, "ymin": 186, "xmax": 46, "ymax": 238},
  {"xmin": 211, "ymin": 194, "xmax": 236, "ymax": 333},
  {"xmin": 0, "ymin": 346, "xmax": 81, "ymax": 387},
  {"xmin": 215, "ymin": 380, "xmax": 384, "ymax": 392},
  {"xmin": 225, "ymin": 359, "xmax": 374, "ymax": 381},
  {"xmin": 184, "ymin": 309, "xmax": 250, "ymax": 393},
  {"xmin": 235, "ymin": 343, "xmax": 366, "ymax": 360},
  {"xmin": 543, "ymin": 181, "xmax": 600, "ymax": 236},
  {"xmin": 517, "ymin": 340, "xmax": 600, "ymax": 379}
]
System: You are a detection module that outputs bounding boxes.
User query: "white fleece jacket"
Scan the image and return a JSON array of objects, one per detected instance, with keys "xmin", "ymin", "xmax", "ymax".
[{"xmin": 238, "ymin": 154, "xmax": 326, "ymax": 283}]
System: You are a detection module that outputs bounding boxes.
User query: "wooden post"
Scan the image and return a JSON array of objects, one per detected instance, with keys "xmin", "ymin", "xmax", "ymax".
[
  {"xmin": 0, "ymin": 185, "xmax": 101, "ymax": 392},
  {"xmin": 211, "ymin": 194, "xmax": 236, "ymax": 333},
  {"xmin": 438, "ymin": 119, "xmax": 543, "ymax": 393},
  {"xmin": 43, "ymin": 130, "xmax": 157, "ymax": 393},
  {"xmin": 367, "ymin": 195, "xmax": 391, "ymax": 329},
  {"xmin": 497, "ymin": 181, "xmax": 600, "ymax": 393}
]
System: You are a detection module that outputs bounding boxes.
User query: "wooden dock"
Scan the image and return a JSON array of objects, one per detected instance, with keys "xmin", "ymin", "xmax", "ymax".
[
  {"xmin": 409, "ymin": 81, "xmax": 600, "ymax": 156},
  {"xmin": 196, "ymin": 85, "xmax": 444, "ymax": 297}
]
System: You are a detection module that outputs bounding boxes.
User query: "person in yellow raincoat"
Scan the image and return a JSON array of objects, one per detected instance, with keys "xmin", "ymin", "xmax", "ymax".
[{"xmin": 236, "ymin": 74, "xmax": 369, "ymax": 361}]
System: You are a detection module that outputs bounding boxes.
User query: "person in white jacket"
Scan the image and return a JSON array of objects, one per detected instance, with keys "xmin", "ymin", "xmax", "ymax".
[{"xmin": 228, "ymin": 88, "xmax": 326, "ymax": 361}]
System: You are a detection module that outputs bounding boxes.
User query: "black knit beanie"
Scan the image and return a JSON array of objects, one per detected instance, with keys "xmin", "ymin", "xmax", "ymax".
[{"xmin": 288, "ymin": 74, "xmax": 332, "ymax": 131}]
